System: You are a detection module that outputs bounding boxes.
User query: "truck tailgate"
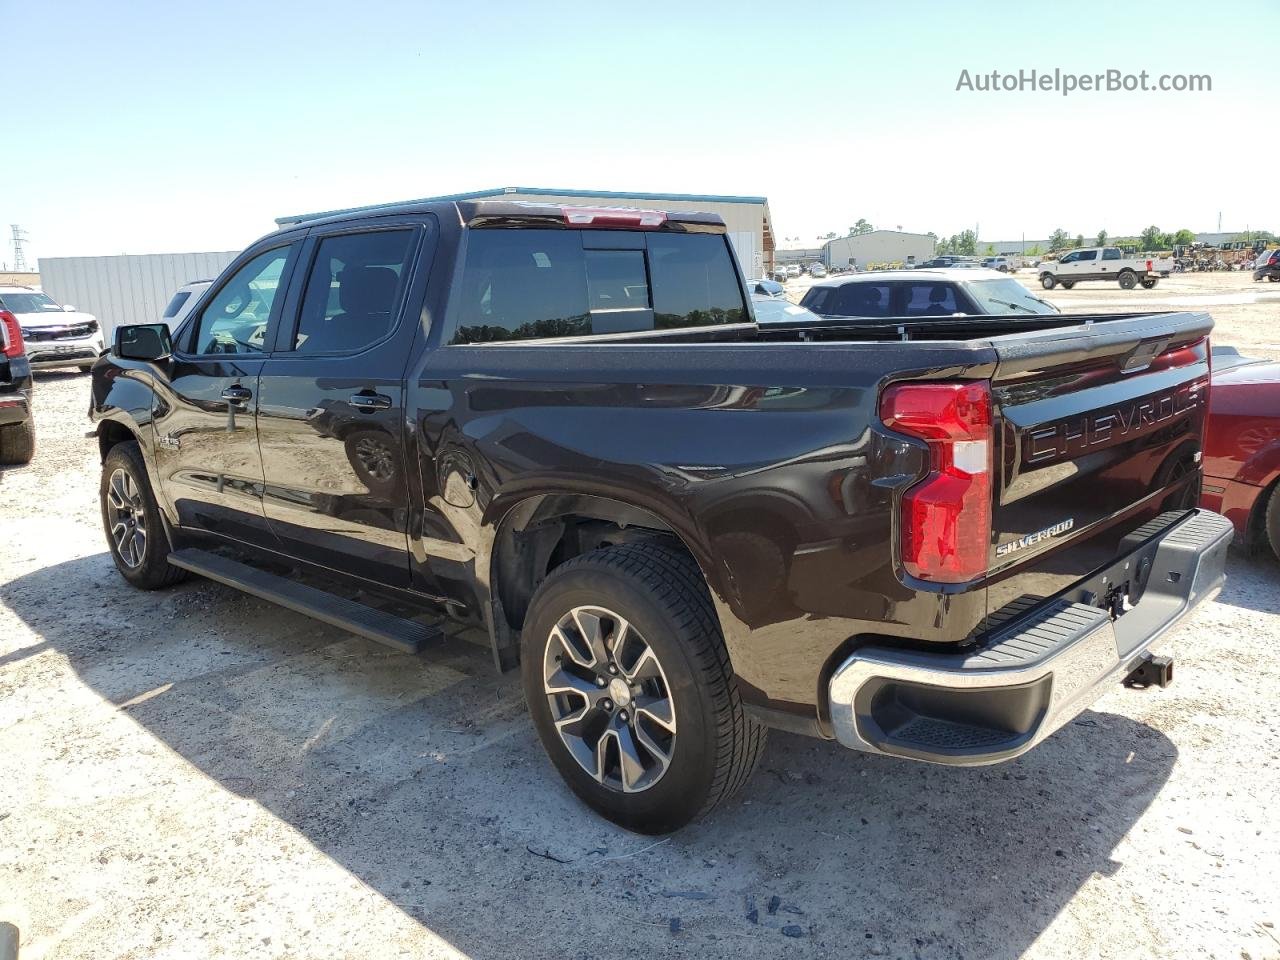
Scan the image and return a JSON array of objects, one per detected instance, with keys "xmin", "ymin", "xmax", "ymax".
[{"xmin": 984, "ymin": 311, "xmax": 1212, "ymax": 617}]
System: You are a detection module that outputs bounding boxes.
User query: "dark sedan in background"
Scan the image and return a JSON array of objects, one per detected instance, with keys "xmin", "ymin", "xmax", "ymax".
[{"xmin": 799, "ymin": 268, "xmax": 1059, "ymax": 320}]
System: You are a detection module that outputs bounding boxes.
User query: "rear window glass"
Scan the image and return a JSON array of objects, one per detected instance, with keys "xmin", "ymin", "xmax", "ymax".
[
  {"xmin": 451, "ymin": 229, "xmax": 744, "ymax": 343},
  {"xmin": 162, "ymin": 291, "xmax": 191, "ymax": 319}
]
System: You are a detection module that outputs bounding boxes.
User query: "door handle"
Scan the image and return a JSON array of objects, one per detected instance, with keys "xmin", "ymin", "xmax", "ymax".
[
  {"xmin": 349, "ymin": 392, "xmax": 392, "ymax": 412},
  {"xmin": 221, "ymin": 385, "xmax": 252, "ymax": 404}
]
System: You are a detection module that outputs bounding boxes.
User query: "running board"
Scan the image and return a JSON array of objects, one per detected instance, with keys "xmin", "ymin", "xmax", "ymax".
[{"xmin": 167, "ymin": 548, "xmax": 440, "ymax": 654}]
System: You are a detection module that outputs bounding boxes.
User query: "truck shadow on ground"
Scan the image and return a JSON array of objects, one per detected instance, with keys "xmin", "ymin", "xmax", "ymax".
[{"xmin": 2, "ymin": 551, "xmax": 1221, "ymax": 959}]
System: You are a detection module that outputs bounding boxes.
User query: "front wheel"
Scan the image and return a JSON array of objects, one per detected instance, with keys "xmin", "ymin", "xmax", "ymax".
[
  {"xmin": 1060, "ymin": 280, "xmax": 1076, "ymax": 290},
  {"xmin": 1040, "ymin": 274, "xmax": 1057, "ymax": 289},
  {"xmin": 100, "ymin": 441, "xmax": 189, "ymax": 589},
  {"xmin": 1118, "ymin": 270, "xmax": 1138, "ymax": 290},
  {"xmin": 521, "ymin": 542, "xmax": 766, "ymax": 833}
]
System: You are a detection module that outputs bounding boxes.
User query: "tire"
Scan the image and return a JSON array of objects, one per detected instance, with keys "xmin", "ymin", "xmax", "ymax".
[
  {"xmin": 1265, "ymin": 483, "xmax": 1280, "ymax": 563},
  {"xmin": 521, "ymin": 542, "xmax": 766, "ymax": 833},
  {"xmin": 0, "ymin": 419, "xmax": 35, "ymax": 465},
  {"xmin": 1060, "ymin": 280, "xmax": 1075, "ymax": 290},
  {"xmin": 100, "ymin": 440, "xmax": 189, "ymax": 589},
  {"xmin": 78, "ymin": 363, "xmax": 94, "ymax": 373},
  {"xmin": 1269, "ymin": 274, "xmax": 1280, "ymax": 282},
  {"xmin": 1141, "ymin": 277, "xmax": 1159, "ymax": 289},
  {"xmin": 1040, "ymin": 274, "xmax": 1056, "ymax": 290},
  {"xmin": 1118, "ymin": 270, "xmax": 1137, "ymax": 290}
]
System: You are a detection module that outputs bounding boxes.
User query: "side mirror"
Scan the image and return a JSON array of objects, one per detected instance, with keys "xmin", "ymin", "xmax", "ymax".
[
  {"xmin": 115, "ymin": 323, "xmax": 172, "ymax": 361},
  {"xmin": 63, "ymin": 304, "xmax": 77, "ymax": 312}
]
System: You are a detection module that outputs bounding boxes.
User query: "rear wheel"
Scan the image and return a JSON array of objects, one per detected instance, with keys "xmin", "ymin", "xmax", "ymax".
[
  {"xmin": 1040, "ymin": 274, "xmax": 1057, "ymax": 290},
  {"xmin": 0, "ymin": 420, "xmax": 35, "ymax": 465},
  {"xmin": 1118, "ymin": 270, "xmax": 1138, "ymax": 290},
  {"xmin": 521, "ymin": 542, "xmax": 766, "ymax": 833},
  {"xmin": 1141, "ymin": 277, "xmax": 1159, "ymax": 289},
  {"xmin": 100, "ymin": 441, "xmax": 188, "ymax": 589}
]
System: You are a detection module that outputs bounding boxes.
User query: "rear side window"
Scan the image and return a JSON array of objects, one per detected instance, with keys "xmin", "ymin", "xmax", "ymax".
[
  {"xmin": 162, "ymin": 291, "xmax": 191, "ymax": 319},
  {"xmin": 1102, "ymin": 248, "xmax": 1121, "ymax": 261},
  {"xmin": 902, "ymin": 282, "xmax": 961, "ymax": 315},
  {"xmin": 452, "ymin": 230, "xmax": 590, "ymax": 343},
  {"xmin": 293, "ymin": 229, "xmax": 417, "ymax": 354},
  {"xmin": 451, "ymin": 229, "xmax": 745, "ymax": 343},
  {"xmin": 828, "ymin": 282, "xmax": 892, "ymax": 318}
]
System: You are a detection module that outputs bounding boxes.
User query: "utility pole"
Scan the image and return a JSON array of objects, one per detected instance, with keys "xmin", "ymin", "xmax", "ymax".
[{"xmin": 10, "ymin": 225, "xmax": 30, "ymax": 272}]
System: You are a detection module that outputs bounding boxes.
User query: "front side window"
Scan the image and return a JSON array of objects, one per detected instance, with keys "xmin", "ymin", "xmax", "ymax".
[
  {"xmin": 902, "ymin": 282, "xmax": 962, "ymax": 316},
  {"xmin": 293, "ymin": 230, "xmax": 416, "ymax": 354},
  {"xmin": 1076, "ymin": 249, "xmax": 1098, "ymax": 262},
  {"xmin": 191, "ymin": 246, "xmax": 293, "ymax": 355}
]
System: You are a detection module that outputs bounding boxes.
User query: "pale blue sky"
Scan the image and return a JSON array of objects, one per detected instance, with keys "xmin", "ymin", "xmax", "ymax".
[{"xmin": 3, "ymin": 0, "xmax": 1275, "ymax": 262}]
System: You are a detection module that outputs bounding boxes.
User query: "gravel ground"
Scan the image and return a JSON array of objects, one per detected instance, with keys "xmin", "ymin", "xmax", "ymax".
[{"xmin": 2, "ymin": 283, "xmax": 1279, "ymax": 959}]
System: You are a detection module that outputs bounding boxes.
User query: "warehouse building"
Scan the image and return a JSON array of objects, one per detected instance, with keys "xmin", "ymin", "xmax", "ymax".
[
  {"xmin": 277, "ymin": 186, "xmax": 776, "ymax": 278},
  {"xmin": 38, "ymin": 251, "xmax": 238, "ymax": 338},
  {"xmin": 822, "ymin": 230, "xmax": 935, "ymax": 269}
]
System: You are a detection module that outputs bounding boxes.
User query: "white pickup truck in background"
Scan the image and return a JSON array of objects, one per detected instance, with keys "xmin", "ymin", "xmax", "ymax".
[{"xmin": 1038, "ymin": 247, "xmax": 1175, "ymax": 290}]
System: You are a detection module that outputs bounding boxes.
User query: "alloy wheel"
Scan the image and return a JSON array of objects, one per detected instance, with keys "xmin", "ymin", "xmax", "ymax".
[
  {"xmin": 542, "ymin": 605, "xmax": 677, "ymax": 793},
  {"xmin": 106, "ymin": 468, "xmax": 147, "ymax": 568}
]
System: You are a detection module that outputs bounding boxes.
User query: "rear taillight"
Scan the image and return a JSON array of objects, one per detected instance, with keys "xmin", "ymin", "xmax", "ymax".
[
  {"xmin": 879, "ymin": 381, "xmax": 993, "ymax": 583},
  {"xmin": 559, "ymin": 205, "xmax": 667, "ymax": 229},
  {"xmin": 1146, "ymin": 259, "xmax": 1154, "ymax": 272},
  {"xmin": 0, "ymin": 309, "xmax": 24, "ymax": 359}
]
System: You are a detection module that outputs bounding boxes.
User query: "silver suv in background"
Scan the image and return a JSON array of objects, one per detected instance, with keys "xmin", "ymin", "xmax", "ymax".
[
  {"xmin": 0, "ymin": 286, "xmax": 104, "ymax": 372},
  {"xmin": 160, "ymin": 280, "xmax": 213, "ymax": 330}
]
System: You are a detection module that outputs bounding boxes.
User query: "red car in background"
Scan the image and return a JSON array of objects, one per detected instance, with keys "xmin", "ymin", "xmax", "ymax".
[{"xmin": 1201, "ymin": 348, "xmax": 1280, "ymax": 559}]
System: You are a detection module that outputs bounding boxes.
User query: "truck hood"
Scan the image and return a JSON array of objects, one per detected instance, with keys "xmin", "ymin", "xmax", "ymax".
[{"xmin": 16, "ymin": 310, "xmax": 97, "ymax": 330}]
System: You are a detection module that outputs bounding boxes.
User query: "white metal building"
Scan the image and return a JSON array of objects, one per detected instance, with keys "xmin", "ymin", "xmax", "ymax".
[
  {"xmin": 38, "ymin": 251, "xmax": 238, "ymax": 338},
  {"xmin": 823, "ymin": 231, "xmax": 935, "ymax": 269},
  {"xmin": 277, "ymin": 186, "xmax": 776, "ymax": 278}
]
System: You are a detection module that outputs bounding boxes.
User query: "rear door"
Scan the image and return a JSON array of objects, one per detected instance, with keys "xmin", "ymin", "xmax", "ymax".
[
  {"xmin": 984, "ymin": 312, "xmax": 1212, "ymax": 615},
  {"xmin": 254, "ymin": 217, "xmax": 436, "ymax": 586},
  {"xmin": 152, "ymin": 241, "xmax": 301, "ymax": 546},
  {"xmin": 1098, "ymin": 246, "xmax": 1123, "ymax": 279}
]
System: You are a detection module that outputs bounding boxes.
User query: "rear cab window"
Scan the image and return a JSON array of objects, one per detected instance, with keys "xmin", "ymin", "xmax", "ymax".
[{"xmin": 449, "ymin": 228, "xmax": 745, "ymax": 343}]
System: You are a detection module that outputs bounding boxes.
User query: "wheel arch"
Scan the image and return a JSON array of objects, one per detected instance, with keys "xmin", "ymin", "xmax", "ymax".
[{"xmin": 481, "ymin": 491, "xmax": 725, "ymax": 671}]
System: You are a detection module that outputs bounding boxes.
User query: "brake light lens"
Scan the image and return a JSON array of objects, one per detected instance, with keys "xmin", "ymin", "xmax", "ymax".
[
  {"xmin": 559, "ymin": 205, "xmax": 667, "ymax": 229},
  {"xmin": 880, "ymin": 381, "xmax": 993, "ymax": 583},
  {"xmin": 1, "ymin": 309, "xmax": 25, "ymax": 359}
]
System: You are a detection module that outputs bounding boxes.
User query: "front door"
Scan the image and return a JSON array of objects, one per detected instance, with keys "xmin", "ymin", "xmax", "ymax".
[
  {"xmin": 255, "ymin": 220, "xmax": 435, "ymax": 587},
  {"xmin": 152, "ymin": 242, "xmax": 300, "ymax": 546}
]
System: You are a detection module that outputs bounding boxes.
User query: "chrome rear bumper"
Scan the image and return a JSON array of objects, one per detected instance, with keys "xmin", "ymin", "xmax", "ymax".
[{"xmin": 828, "ymin": 510, "xmax": 1232, "ymax": 765}]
